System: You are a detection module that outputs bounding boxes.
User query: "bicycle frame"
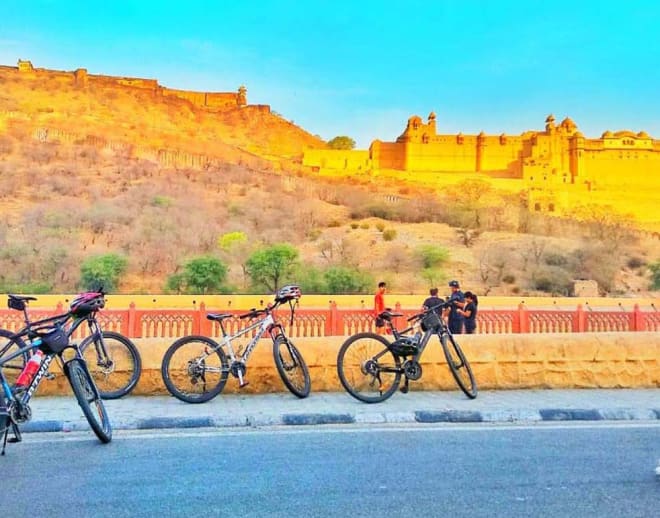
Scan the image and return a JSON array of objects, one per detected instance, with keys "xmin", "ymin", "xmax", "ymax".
[{"xmin": 220, "ymin": 312, "xmax": 280, "ymax": 363}]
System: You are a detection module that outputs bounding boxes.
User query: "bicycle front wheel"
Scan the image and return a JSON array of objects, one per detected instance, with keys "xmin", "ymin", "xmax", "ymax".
[
  {"xmin": 441, "ymin": 333, "xmax": 477, "ymax": 399},
  {"xmin": 0, "ymin": 329, "xmax": 28, "ymax": 386},
  {"xmin": 273, "ymin": 336, "xmax": 311, "ymax": 398},
  {"xmin": 80, "ymin": 331, "xmax": 142, "ymax": 399},
  {"xmin": 66, "ymin": 359, "xmax": 112, "ymax": 443},
  {"xmin": 337, "ymin": 333, "xmax": 401, "ymax": 403},
  {"xmin": 161, "ymin": 336, "xmax": 229, "ymax": 404}
]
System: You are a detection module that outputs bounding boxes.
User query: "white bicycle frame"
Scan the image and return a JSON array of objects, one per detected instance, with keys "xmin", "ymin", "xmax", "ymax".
[{"xmin": 221, "ymin": 313, "xmax": 276, "ymax": 363}]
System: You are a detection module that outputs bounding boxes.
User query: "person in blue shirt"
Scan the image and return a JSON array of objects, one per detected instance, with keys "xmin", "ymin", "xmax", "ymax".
[{"xmin": 446, "ymin": 280, "xmax": 465, "ymax": 334}]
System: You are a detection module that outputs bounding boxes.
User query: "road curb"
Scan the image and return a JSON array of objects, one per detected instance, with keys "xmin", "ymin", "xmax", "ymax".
[{"xmin": 16, "ymin": 406, "xmax": 660, "ymax": 434}]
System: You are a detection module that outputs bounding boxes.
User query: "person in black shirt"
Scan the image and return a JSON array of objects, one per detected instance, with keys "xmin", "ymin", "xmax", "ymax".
[
  {"xmin": 422, "ymin": 287, "xmax": 444, "ymax": 314},
  {"xmin": 446, "ymin": 280, "xmax": 465, "ymax": 334},
  {"xmin": 458, "ymin": 291, "xmax": 478, "ymax": 334}
]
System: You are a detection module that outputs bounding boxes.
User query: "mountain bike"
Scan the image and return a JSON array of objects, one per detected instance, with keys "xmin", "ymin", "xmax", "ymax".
[
  {"xmin": 1, "ymin": 321, "xmax": 112, "ymax": 454},
  {"xmin": 161, "ymin": 285, "xmax": 311, "ymax": 403},
  {"xmin": 0, "ymin": 292, "xmax": 141, "ymax": 399},
  {"xmin": 337, "ymin": 302, "xmax": 477, "ymax": 403}
]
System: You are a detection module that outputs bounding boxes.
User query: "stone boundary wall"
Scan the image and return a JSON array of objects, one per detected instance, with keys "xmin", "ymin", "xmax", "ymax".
[{"xmin": 34, "ymin": 332, "xmax": 659, "ymax": 396}]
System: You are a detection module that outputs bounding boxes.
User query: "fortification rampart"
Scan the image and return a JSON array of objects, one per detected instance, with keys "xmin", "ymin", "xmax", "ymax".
[{"xmin": 1, "ymin": 59, "xmax": 248, "ymax": 110}]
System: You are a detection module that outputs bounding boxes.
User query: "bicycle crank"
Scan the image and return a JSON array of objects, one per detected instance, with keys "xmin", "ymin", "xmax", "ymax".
[{"xmin": 402, "ymin": 360, "xmax": 422, "ymax": 381}]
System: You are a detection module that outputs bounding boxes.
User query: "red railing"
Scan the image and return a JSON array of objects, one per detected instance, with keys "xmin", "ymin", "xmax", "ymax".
[{"xmin": 0, "ymin": 302, "xmax": 658, "ymax": 339}]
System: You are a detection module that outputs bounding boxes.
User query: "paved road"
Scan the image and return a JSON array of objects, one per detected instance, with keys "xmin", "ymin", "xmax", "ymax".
[
  {"xmin": 17, "ymin": 388, "xmax": 660, "ymax": 433},
  {"xmin": 1, "ymin": 423, "xmax": 659, "ymax": 517}
]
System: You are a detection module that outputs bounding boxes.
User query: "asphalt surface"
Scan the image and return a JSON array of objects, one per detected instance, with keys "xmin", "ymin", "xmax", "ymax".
[{"xmin": 15, "ymin": 388, "xmax": 660, "ymax": 433}]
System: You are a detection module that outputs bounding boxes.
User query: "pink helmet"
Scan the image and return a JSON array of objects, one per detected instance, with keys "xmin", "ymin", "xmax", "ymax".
[{"xmin": 70, "ymin": 292, "xmax": 105, "ymax": 316}]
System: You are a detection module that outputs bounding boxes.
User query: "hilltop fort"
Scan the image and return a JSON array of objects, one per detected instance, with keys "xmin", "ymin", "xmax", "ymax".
[
  {"xmin": 5, "ymin": 58, "xmax": 249, "ymax": 110},
  {"xmin": 304, "ymin": 113, "xmax": 660, "ymax": 229}
]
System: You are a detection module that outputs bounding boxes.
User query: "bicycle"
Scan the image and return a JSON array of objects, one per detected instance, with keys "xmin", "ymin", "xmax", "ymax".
[
  {"xmin": 0, "ymin": 291, "xmax": 142, "ymax": 399},
  {"xmin": 1, "ymin": 321, "xmax": 112, "ymax": 455},
  {"xmin": 336, "ymin": 302, "xmax": 477, "ymax": 403},
  {"xmin": 161, "ymin": 285, "xmax": 311, "ymax": 403}
]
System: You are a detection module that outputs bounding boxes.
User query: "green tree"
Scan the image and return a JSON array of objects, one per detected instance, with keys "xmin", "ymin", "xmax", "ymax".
[
  {"xmin": 245, "ymin": 244, "xmax": 299, "ymax": 292},
  {"xmin": 295, "ymin": 264, "xmax": 327, "ymax": 294},
  {"xmin": 649, "ymin": 261, "xmax": 660, "ymax": 290},
  {"xmin": 415, "ymin": 244, "xmax": 450, "ymax": 269},
  {"xmin": 80, "ymin": 254, "xmax": 128, "ymax": 292},
  {"xmin": 323, "ymin": 266, "xmax": 372, "ymax": 294},
  {"xmin": 217, "ymin": 231, "xmax": 248, "ymax": 251},
  {"xmin": 217, "ymin": 231, "xmax": 252, "ymax": 289},
  {"xmin": 166, "ymin": 256, "xmax": 228, "ymax": 294},
  {"xmin": 327, "ymin": 136, "xmax": 356, "ymax": 150}
]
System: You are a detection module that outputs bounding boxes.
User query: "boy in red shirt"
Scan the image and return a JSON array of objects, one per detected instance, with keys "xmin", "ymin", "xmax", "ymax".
[{"xmin": 374, "ymin": 281, "xmax": 387, "ymax": 334}]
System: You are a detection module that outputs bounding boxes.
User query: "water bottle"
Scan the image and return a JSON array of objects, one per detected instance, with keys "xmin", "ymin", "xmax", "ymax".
[{"xmin": 15, "ymin": 349, "xmax": 44, "ymax": 388}]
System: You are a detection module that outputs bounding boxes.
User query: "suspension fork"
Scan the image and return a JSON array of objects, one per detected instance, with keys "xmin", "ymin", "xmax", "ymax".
[{"xmin": 86, "ymin": 318, "xmax": 107, "ymax": 364}]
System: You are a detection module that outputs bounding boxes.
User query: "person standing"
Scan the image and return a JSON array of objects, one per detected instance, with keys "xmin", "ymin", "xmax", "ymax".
[
  {"xmin": 446, "ymin": 280, "xmax": 465, "ymax": 334},
  {"xmin": 422, "ymin": 287, "xmax": 443, "ymax": 314},
  {"xmin": 374, "ymin": 281, "xmax": 387, "ymax": 334},
  {"xmin": 458, "ymin": 291, "xmax": 478, "ymax": 334}
]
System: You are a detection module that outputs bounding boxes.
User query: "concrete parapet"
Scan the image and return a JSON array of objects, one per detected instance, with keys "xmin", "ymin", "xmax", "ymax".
[{"xmin": 33, "ymin": 332, "xmax": 659, "ymax": 396}]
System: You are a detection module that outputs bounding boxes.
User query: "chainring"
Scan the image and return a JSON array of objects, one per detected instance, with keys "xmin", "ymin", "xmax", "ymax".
[{"xmin": 402, "ymin": 360, "xmax": 422, "ymax": 381}]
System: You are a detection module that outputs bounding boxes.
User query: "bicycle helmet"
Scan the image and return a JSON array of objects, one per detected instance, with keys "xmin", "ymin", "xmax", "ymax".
[
  {"xmin": 70, "ymin": 292, "xmax": 105, "ymax": 316},
  {"xmin": 275, "ymin": 285, "xmax": 302, "ymax": 303}
]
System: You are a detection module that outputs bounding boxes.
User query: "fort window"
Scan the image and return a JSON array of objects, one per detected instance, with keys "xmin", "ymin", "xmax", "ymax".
[
  {"xmin": 548, "ymin": 203, "xmax": 555, "ymax": 212},
  {"xmin": 534, "ymin": 202, "xmax": 541, "ymax": 211}
]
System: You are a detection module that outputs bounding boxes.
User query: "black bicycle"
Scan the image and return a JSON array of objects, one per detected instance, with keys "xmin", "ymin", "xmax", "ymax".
[
  {"xmin": 0, "ymin": 292, "xmax": 141, "ymax": 399},
  {"xmin": 1, "ymin": 321, "xmax": 112, "ymax": 454},
  {"xmin": 337, "ymin": 302, "xmax": 477, "ymax": 403},
  {"xmin": 161, "ymin": 285, "xmax": 311, "ymax": 403}
]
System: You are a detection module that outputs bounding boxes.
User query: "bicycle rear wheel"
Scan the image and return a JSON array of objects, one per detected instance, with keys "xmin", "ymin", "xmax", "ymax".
[
  {"xmin": 337, "ymin": 333, "xmax": 401, "ymax": 403},
  {"xmin": 65, "ymin": 359, "xmax": 112, "ymax": 443},
  {"xmin": 80, "ymin": 331, "xmax": 142, "ymax": 399},
  {"xmin": 161, "ymin": 336, "xmax": 229, "ymax": 404},
  {"xmin": 273, "ymin": 336, "xmax": 311, "ymax": 398},
  {"xmin": 441, "ymin": 333, "xmax": 477, "ymax": 399},
  {"xmin": 0, "ymin": 330, "xmax": 28, "ymax": 386}
]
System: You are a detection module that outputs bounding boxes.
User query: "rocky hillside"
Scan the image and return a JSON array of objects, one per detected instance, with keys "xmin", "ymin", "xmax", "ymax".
[{"xmin": 0, "ymin": 62, "xmax": 658, "ymax": 297}]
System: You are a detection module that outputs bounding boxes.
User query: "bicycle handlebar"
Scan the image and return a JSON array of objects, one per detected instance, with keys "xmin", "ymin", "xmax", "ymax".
[{"xmin": 406, "ymin": 301, "xmax": 452, "ymax": 322}]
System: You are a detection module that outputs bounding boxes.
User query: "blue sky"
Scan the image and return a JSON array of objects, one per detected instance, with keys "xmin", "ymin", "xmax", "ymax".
[{"xmin": 2, "ymin": 0, "xmax": 659, "ymax": 147}]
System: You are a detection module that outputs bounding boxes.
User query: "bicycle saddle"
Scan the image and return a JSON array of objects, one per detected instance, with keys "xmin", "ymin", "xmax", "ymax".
[
  {"xmin": 206, "ymin": 313, "xmax": 233, "ymax": 321},
  {"xmin": 379, "ymin": 310, "xmax": 403, "ymax": 321}
]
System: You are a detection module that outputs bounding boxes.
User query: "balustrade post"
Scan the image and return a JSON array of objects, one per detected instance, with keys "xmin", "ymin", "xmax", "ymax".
[
  {"xmin": 197, "ymin": 302, "xmax": 208, "ymax": 335},
  {"xmin": 633, "ymin": 304, "xmax": 643, "ymax": 331},
  {"xmin": 518, "ymin": 303, "xmax": 529, "ymax": 333},
  {"xmin": 394, "ymin": 302, "xmax": 402, "ymax": 330},
  {"xmin": 128, "ymin": 302, "xmax": 138, "ymax": 338},
  {"xmin": 576, "ymin": 304, "xmax": 586, "ymax": 332},
  {"xmin": 327, "ymin": 301, "xmax": 338, "ymax": 336}
]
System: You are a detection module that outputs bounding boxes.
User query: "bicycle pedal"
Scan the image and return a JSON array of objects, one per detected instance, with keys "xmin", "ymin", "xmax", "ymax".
[
  {"xmin": 8, "ymin": 437, "xmax": 21, "ymax": 443},
  {"xmin": 400, "ymin": 386, "xmax": 409, "ymax": 394},
  {"xmin": 239, "ymin": 381, "xmax": 250, "ymax": 388}
]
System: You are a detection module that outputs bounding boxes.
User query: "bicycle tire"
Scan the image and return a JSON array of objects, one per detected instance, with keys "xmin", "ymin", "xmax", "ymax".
[
  {"xmin": 0, "ymin": 390, "xmax": 8, "ymax": 438},
  {"xmin": 441, "ymin": 333, "xmax": 478, "ymax": 399},
  {"xmin": 65, "ymin": 359, "xmax": 112, "ymax": 443},
  {"xmin": 161, "ymin": 335, "xmax": 229, "ymax": 404},
  {"xmin": 0, "ymin": 329, "xmax": 29, "ymax": 386},
  {"xmin": 79, "ymin": 331, "xmax": 142, "ymax": 399},
  {"xmin": 273, "ymin": 336, "xmax": 311, "ymax": 398},
  {"xmin": 337, "ymin": 332, "xmax": 401, "ymax": 404}
]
